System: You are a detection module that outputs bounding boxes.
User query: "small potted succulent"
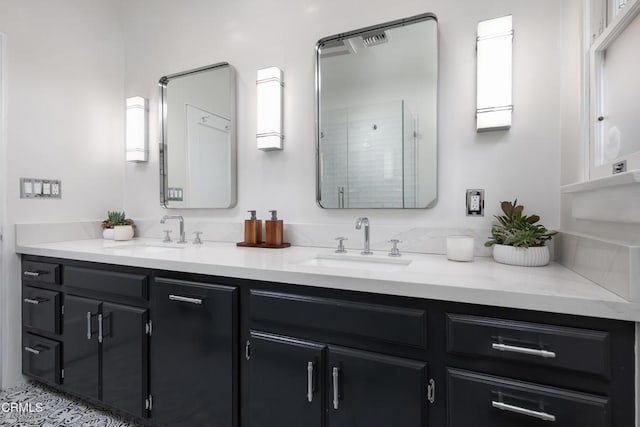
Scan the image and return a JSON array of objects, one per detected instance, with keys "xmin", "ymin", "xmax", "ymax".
[
  {"xmin": 101, "ymin": 211, "xmax": 135, "ymax": 240},
  {"xmin": 485, "ymin": 200, "xmax": 557, "ymax": 267}
]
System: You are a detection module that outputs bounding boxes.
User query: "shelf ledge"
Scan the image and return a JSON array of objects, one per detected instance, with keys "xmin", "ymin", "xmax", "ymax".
[{"xmin": 561, "ymin": 170, "xmax": 640, "ymax": 193}]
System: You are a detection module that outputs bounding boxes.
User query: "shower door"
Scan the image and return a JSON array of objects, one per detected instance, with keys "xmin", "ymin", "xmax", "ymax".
[{"xmin": 320, "ymin": 101, "xmax": 417, "ymax": 208}]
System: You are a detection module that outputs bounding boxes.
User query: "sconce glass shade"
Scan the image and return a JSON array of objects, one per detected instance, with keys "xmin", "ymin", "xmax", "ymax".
[
  {"xmin": 126, "ymin": 96, "xmax": 149, "ymax": 162},
  {"xmin": 256, "ymin": 67, "xmax": 284, "ymax": 150},
  {"xmin": 476, "ymin": 15, "xmax": 513, "ymax": 131}
]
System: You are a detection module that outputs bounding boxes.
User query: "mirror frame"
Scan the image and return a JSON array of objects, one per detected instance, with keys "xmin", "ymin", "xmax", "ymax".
[
  {"xmin": 314, "ymin": 12, "xmax": 438, "ymax": 209},
  {"xmin": 159, "ymin": 62, "xmax": 237, "ymax": 208}
]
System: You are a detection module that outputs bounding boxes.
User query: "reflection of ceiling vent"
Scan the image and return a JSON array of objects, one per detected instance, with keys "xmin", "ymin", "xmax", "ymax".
[
  {"xmin": 361, "ymin": 31, "xmax": 389, "ymax": 47},
  {"xmin": 319, "ymin": 39, "xmax": 358, "ymax": 58}
]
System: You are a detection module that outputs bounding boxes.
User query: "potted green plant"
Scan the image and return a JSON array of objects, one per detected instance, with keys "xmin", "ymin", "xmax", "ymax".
[
  {"xmin": 101, "ymin": 211, "xmax": 135, "ymax": 240},
  {"xmin": 484, "ymin": 200, "xmax": 557, "ymax": 266}
]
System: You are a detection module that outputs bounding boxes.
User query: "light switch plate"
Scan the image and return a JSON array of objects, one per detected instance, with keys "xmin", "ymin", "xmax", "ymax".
[
  {"xmin": 168, "ymin": 187, "xmax": 183, "ymax": 201},
  {"xmin": 20, "ymin": 178, "xmax": 62, "ymax": 199}
]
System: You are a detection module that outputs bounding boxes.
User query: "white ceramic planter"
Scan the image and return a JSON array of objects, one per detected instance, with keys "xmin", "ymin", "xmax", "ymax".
[
  {"xmin": 492, "ymin": 244, "xmax": 550, "ymax": 267},
  {"xmin": 113, "ymin": 225, "xmax": 134, "ymax": 241},
  {"xmin": 102, "ymin": 228, "xmax": 114, "ymax": 240}
]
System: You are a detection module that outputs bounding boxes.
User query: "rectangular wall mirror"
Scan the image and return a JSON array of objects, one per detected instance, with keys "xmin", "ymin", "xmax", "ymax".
[
  {"xmin": 316, "ymin": 13, "xmax": 438, "ymax": 209},
  {"xmin": 160, "ymin": 62, "xmax": 237, "ymax": 208}
]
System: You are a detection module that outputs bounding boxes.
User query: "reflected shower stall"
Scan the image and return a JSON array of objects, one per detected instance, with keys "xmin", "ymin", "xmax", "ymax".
[{"xmin": 320, "ymin": 100, "xmax": 417, "ymax": 208}]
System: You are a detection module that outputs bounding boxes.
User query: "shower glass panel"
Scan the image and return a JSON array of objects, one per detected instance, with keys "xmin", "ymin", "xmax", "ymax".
[{"xmin": 321, "ymin": 102, "xmax": 416, "ymax": 208}]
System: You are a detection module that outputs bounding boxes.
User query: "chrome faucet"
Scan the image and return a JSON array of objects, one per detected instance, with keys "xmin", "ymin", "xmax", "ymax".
[
  {"xmin": 355, "ymin": 217, "xmax": 373, "ymax": 255},
  {"xmin": 160, "ymin": 215, "xmax": 186, "ymax": 243}
]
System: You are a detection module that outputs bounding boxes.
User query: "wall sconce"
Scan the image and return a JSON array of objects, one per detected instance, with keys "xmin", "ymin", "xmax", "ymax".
[
  {"xmin": 126, "ymin": 96, "xmax": 148, "ymax": 162},
  {"xmin": 476, "ymin": 15, "xmax": 513, "ymax": 132},
  {"xmin": 256, "ymin": 67, "xmax": 284, "ymax": 151}
]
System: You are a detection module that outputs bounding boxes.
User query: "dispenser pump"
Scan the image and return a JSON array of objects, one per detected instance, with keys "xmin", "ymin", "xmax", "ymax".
[
  {"xmin": 248, "ymin": 210, "xmax": 257, "ymax": 220},
  {"xmin": 269, "ymin": 210, "xmax": 278, "ymax": 220}
]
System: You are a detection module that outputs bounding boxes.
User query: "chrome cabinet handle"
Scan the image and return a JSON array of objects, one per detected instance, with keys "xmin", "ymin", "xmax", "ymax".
[
  {"xmin": 169, "ymin": 295, "xmax": 202, "ymax": 305},
  {"xmin": 98, "ymin": 314, "xmax": 103, "ymax": 343},
  {"xmin": 492, "ymin": 401, "xmax": 556, "ymax": 422},
  {"xmin": 332, "ymin": 367, "xmax": 340, "ymax": 410},
  {"xmin": 492, "ymin": 343, "xmax": 556, "ymax": 358},
  {"xmin": 23, "ymin": 271, "xmax": 41, "ymax": 277},
  {"xmin": 307, "ymin": 362, "xmax": 314, "ymax": 403},
  {"xmin": 24, "ymin": 346, "xmax": 41, "ymax": 355},
  {"xmin": 86, "ymin": 312, "xmax": 92, "ymax": 340},
  {"xmin": 23, "ymin": 298, "xmax": 44, "ymax": 305}
]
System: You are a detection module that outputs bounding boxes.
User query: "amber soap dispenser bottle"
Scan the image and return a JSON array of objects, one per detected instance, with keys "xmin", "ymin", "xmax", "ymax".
[
  {"xmin": 265, "ymin": 210, "xmax": 283, "ymax": 246},
  {"xmin": 244, "ymin": 210, "xmax": 262, "ymax": 245}
]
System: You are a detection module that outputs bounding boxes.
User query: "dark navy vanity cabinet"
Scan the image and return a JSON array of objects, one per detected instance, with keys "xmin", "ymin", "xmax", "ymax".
[{"xmin": 21, "ymin": 255, "xmax": 636, "ymax": 426}]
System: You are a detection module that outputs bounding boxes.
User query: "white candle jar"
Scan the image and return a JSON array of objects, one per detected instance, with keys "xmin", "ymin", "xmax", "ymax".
[{"xmin": 446, "ymin": 236, "xmax": 475, "ymax": 262}]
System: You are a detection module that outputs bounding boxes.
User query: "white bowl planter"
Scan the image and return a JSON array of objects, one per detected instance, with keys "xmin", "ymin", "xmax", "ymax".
[
  {"xmin": 113, "ymin": 225, "xmax": 134, "ymax": 241},
  {"xmin": 102, "ymin": 228, "xmax": 114, "ymax": 240},
  {"xmin": 492, "ymin": 244, "xmax": 550, "ymax": 267}
]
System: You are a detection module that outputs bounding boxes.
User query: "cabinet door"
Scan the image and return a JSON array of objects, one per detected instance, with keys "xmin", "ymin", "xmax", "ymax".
[
  {"xmin": 328, "ymin": 346, "xmax": 427, "ymax": 427},
  {"xmin": 248, "ymin": 332, "xmax": 325, "ymax": 427},
  {"xmin": 151, "ymin": 277, "xmax": 237, "ymax": 427},
  {"xmin": 102, "ymin": 302, "xmax": 149, "ymax": 419},
  {"xmin": 63, "ymin": 295, "xmax": 100, "ymax": 400}
]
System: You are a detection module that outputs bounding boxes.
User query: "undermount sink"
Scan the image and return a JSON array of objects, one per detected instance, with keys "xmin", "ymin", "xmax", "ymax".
[
  {"xmin": 105, "ymin": 242, "xmax": 185, "ymax": 253},
  {"xmin": 299, "ymin": 254, "xmax": 411, "ymax": 272}
]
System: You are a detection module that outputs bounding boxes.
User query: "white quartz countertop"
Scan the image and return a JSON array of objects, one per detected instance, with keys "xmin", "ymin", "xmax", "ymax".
[{"xmin": 16, "ymin": 238, "xmax": 640, "ymax": 322}]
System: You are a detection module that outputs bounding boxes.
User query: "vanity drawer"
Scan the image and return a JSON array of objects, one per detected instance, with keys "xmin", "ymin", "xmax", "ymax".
[
  {"xmin": 446, "ymin": 314, "xmax": 610, "ymax": 378},
  {"xmin": 250, "ymin": 290, "xmax": 427, "ymax": 349},
  {"xmin": 22, "ymin": 261, "xmax": 61, "ymax": 285},
  {"xmin": 65, "ymin": 266, "xmax": 148, "ymax": 300},
  {"xmin": 23, "ymin": 287, "xmax": 61, "ymax": 334},
  {"xmin": 447, "ymin": 368, "xmax": 611, "ymax": 427},
  {"xmin": 22, "ymin": 333, "xmax": 62, "ymax": 384}
]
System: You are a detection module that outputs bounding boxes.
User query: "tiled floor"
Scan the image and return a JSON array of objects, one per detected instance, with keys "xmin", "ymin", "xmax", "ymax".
[{"xmin": 0, "ymin": 383, "xmax": 140, "ymax": 427}]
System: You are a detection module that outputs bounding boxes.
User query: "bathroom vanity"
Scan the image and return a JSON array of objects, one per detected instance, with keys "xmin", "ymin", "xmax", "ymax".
[{"xmin": 17, "ymin": 239, "xmax": 640, "ymax": 426}]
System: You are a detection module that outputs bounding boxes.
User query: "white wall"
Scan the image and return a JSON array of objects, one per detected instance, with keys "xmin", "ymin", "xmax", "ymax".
[
  {"xmin": 122, "ymin": 0, "xmax": 562, "ymax": 235},
  {"xmin": 0, "ymin": 0, "xmax": 125, "ymax": 388}
]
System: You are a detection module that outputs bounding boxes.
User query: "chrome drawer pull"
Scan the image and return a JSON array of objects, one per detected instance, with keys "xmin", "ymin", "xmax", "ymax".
[
  {"xmin": 492, "ymin": 401, "xmax": 556, "ymax": 422},
  {"xmin": 23, "ymin": 298, "xmax": 43, "ymax": 305},
  {"xmin": 492, "ymin": 343, "xmax": 556, "ymax": 358},
  {"xmin": 307, "ymin": 362, "xmax": 314, "ymax": 403},
  {"xmin": 332, "ymin": 367, "xmax": 340, "ymax": 410},
  {"xmin": 24, "ymin": 346, "xmax": 41, "ymax": 355},
  {"xmin": 169, "ymin": 295, "xmax": 202, "ymax": 305},
  {"xmin": 23, "ymin": 271, "xmax": 41, "ymax": 277}
]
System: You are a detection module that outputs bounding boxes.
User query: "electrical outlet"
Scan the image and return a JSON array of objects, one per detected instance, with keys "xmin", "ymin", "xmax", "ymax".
[
  {"xmin": 466, "ymin": 189, "xmax": 484, "ymax": 216},
  {"xmin": 51, "ymin": 182, "xmax": 60, "ymax": 196}
]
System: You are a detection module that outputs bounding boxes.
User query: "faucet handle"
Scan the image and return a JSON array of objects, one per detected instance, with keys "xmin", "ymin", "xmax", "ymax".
[
  {"xmin": 389, "ymin": 239, "xmax": 402, "ymax": 257},
  {"xmin": 163, "ymin": 230, "xmax": 172, "ymax": 243},
  {"xmin": 193, "ymin": 231, "xmax": 203, "ymax": 245},
  {"xmin": 335, "ymin": 237, "xmax": 348, "ymax": 254}
]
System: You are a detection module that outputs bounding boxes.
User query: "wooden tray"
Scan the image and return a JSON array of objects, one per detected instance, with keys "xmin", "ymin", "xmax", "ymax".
[{"xmin": 236, "ymin": 242, "xmax": 291, "ymax": 249}]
